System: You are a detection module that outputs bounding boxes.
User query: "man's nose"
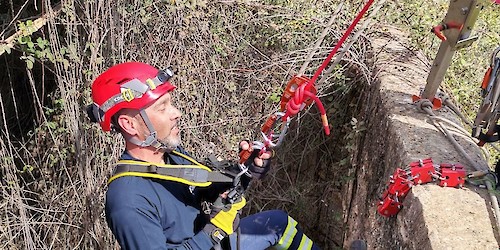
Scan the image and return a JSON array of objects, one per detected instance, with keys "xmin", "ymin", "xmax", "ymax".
[{"xmin": 172, "ymin": 107, "xmax": 182, "ymax": 119}]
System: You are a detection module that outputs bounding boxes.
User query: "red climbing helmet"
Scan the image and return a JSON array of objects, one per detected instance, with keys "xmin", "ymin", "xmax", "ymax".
[{"xmin": 87, "ymin": 62, "xmax": 176, "ymax": 131}]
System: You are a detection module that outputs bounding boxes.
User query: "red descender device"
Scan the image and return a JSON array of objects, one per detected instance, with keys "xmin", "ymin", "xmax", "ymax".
[
  {"xmin": 238, "ymin": 75, "xmax": 327, "ymax": 166},
  {"xmin": 238, "ymin": 0, "xmax": 376, "ymax": 169},
  {"xmin": 378, "ymin": 158, "xmax": 466, "ymax": 217}
]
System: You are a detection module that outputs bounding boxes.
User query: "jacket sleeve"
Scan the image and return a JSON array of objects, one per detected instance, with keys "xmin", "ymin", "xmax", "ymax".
[{"xmin": 106, "ymin": 199, "xmax": 215, "ymax": 250}]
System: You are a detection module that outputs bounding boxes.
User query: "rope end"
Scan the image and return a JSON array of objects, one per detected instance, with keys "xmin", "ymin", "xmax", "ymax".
[{"xmin": 321, "ymin": 114, "xmax": 330, "ymax": 135}]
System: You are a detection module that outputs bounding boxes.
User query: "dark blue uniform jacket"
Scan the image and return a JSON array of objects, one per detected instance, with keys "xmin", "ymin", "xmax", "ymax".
[{"xmin": 105, "ymin": 147, "xmax": 227, "ymax": 250}]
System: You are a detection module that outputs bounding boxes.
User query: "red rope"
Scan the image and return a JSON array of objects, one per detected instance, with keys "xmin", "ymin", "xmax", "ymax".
[
  {"xmin": 308, "ymin": 0, "xmax": 375, "ymax": 89},
  {"xmin": 283, "ymin": 0, "xmax": 375, "ymax": 135}
]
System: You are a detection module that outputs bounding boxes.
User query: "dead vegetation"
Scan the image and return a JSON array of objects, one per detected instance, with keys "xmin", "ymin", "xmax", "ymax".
[{"xmin": 0, "ymin": 0, "xmax": 372, "ymax": 249}]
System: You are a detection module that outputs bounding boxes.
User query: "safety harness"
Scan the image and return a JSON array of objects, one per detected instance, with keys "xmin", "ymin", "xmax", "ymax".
[{"xmin": 108, "ymin": 151, "xmax": 234, "ymax": 187}]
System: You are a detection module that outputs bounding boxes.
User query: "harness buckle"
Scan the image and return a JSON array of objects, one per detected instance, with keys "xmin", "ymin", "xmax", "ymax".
[
  {"xmin": 201, "ymin": 201, "xmax": 211, "ymax": 215},
  {"xmin": 121, "ymin": 89, "xmax": 136, "ymax": 102},
  {"xmin": 146, "ymin": 165, "xmax": 158, "ymax": 173}
]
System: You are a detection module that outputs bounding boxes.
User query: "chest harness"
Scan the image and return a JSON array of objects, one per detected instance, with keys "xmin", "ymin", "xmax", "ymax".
[{"xmin": 107, "ymin": 151, "xmax": 235, "ymax": 187}]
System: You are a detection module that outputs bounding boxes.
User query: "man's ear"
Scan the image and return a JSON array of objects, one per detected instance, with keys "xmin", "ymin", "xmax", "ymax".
[{"xmin": 117, "ymin": 113, "xmax": 140, "ymax": 136}]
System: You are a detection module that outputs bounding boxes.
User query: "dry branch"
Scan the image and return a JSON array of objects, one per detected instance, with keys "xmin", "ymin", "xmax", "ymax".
[{"xmin": 0, "ymin": 4, "xmax": 61, "ymax": 56}]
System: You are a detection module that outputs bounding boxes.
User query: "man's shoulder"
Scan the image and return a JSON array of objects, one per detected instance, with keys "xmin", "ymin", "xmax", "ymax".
[
  {"xmin": 107, "ymin": 175, "xmax": 183, "ymax": 194},
  {"xmin": 164, "ymin": 146, "xmax": 195, "ymax": 165},
  {"xmin": 107, "ymin": 176, "xmax": 147, "ymax": 198},
  {"xmin": 106, "ymin": 177, "xmax": 169, "ymax": 204},
  {"xmin": 107, "ymin": 176, "xmax": 175, "ymax": 195}
]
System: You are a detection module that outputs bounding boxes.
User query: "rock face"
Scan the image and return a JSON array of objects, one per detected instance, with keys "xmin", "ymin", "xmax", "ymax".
[{"xmin": 343, "ymin": 28, "xmax": 499, "ymax": 249}]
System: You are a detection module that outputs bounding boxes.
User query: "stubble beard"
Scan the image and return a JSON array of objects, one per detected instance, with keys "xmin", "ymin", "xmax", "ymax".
[{"xmin": 160, "ymin": 133, "xmax": 181, "ymax": 153}]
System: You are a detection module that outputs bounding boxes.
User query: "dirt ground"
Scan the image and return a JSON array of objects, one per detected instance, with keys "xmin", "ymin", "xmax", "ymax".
[{"xmin": 343, "ymin": 26, "xmax": 499, "ymax": 249}]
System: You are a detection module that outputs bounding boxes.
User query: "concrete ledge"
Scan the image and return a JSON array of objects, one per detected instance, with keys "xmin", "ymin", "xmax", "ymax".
[{"xmin": 343, "ymin": 27, "xmax": 498, "ymax": 249}]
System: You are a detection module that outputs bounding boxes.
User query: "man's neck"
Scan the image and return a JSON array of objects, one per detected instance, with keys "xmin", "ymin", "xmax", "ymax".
[{"xmin": 125, "ymin": 142, "xmax": 166, "ymax": 164}]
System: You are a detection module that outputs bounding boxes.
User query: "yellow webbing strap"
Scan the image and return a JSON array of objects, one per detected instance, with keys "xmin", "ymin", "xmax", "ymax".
[
  {"xmin": 107, "ymin": 151, "xmax": 219, "ymax": 186},
  {"xmin": 171, "ymin": 151, "xmax": 210, "ymax": 170}
]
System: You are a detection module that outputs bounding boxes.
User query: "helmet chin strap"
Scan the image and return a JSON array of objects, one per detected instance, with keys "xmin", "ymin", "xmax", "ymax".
[{"xmin": 124, "ymin": 109, "xmax": 170, "ymax": 152}]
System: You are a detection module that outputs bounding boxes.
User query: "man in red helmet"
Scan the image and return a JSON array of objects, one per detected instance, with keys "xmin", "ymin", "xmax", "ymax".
[{"xmin": 87, "ymin": 62, "xmax": 320, "ymax": 250}]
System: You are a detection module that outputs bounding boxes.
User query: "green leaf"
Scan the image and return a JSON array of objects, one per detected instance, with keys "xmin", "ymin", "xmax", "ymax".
[
  {"xmin": 269, "ymin": 92, "xmax": 281, "ymax": 103},
  {"xmin": 22, "ymin": 165, "xmax": 34, "ymax": 173},
  {"xmin": 18, "ymin": 22, "xmax": 26, "ymax": 33},
  {"xmin": 26, "ymin": 60, "xmax": 33, "ymax": 69},
  {"xmin": 85, "ymin": 42, "xmax": 94, "ymax": 50},
  {"xmin": 18, "ymin": 36, "xmax": 26, "ymax": 44},
  {"xmin": 47, "ymin": 121, "xmax": 57, "ymax": 129},
  {"xmin": 84, "ymin": 70, "xmax": 93, "ymax": 77},
  {"xmin": 46, "ymin": 51, "xmax": 54, "ymax": 62},
  {"xmin": 37, "ymin": 37, "xmax": 45, "ymax": 49}
]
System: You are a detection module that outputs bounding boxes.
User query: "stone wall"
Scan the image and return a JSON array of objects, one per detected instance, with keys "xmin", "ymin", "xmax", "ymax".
[{"xmin": 343, "ymin": 28, "xmax": 499, "ymax": 249}]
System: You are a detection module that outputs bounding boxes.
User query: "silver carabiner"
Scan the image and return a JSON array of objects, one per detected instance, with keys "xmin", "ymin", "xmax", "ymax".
[
  {"xmin": 260, "ymin": 112, "xmax": 291, "ymax": 148},
  {"xmin": 490, "ymin": 46, "xmax": 500, "ymax": 68}
]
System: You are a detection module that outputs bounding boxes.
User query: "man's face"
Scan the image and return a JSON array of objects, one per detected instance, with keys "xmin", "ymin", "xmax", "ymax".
[{"xmin": 142, "ymin": 92, "xmax": 182, "ymax": 151}]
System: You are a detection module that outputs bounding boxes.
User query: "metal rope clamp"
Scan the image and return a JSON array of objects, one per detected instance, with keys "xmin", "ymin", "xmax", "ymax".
[
  {"xmin": 237, "ymin": 112, "xmax": 291, "ymax": 177},
  {"xmin": 378, "ymin": 168, "xmax": 411, "ymax": 217},
  {"xmin": 409, "ymin": 158, "xmax": 437, "ymax": 185},
  {"xmin": 438, "ymin": 163, "xmax": 466, "ymax": 188},
  {"xmin": 377, "ymin": 194, "xmax": 403, "ymax": 217},
  {"xmin": 377, "ymin": 158, "xmax": 465, "ymax": 217}
]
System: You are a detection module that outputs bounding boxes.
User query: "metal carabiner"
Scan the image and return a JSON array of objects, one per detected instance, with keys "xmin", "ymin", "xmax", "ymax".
[
  {"xmin": 490, "ymin": 46, "xmax": 500, "ymax": 68},
  {"xmin": 260, "ymin": 112, "xmax": 291, "ymax": 149}
]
